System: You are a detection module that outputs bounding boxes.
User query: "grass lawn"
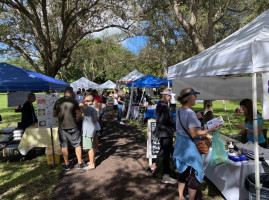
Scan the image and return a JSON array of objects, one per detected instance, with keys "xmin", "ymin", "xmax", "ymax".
[
  {"xmin": 0, "ymin": 93, "xmax": 268, "ymax": 199},
  {"xmin": 0, "ymin": 93, "xmax": 63, "ymax": 200}
]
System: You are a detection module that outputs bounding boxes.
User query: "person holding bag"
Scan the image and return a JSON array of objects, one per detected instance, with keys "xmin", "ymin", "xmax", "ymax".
[{"xmin": 173, "ymin": 88, "xmax": 219, "ymax": 200}]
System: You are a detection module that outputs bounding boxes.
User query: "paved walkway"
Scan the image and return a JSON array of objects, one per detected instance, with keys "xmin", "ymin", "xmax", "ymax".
[{"xmin": 51, "ymin": 104, "xmax": 178, "ymax": 200}]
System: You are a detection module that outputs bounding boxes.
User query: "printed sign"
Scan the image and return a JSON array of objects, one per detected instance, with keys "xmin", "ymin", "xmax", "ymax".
[
  {"xmin": 147, "ymin": 119, "xmax": 160, "ymax": 165},
  {"xmin": 36, "ymin": 93, "xmax": 60, "ymax": 128},
  {"xmin": 206, "ymin": 116, "xmax": 224, "ymax": 129}
]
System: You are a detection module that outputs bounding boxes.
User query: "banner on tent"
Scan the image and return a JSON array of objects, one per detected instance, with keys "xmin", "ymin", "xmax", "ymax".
[{"xmin": 262, "ymin": 73, "xmax": 269, "ymax": 119}]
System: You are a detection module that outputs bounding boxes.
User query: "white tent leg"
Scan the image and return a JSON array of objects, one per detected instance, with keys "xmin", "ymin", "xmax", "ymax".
[
  {"xmin": 253, "ymin": 73, "xmax": 261, "ymax": 199},
  {"xmin": 126, "ymin": 82, "xmax": 134, "ymax": 120},
  {"xmin": 222, "ymin": 100, "xmax": 232, "ymax": 131}
]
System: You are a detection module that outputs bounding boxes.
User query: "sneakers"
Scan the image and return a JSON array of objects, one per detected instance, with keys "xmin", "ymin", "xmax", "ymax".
[
  {"xmin": 162, "ymin": 176, "xmax": 177, "ymax": 184},
  {"xmin": 77, "ymin": 163, "xmax": 84, "ymax": 170},
  {"xmin": 119, "ymin": 121, "xmax": 124, "ymax": 125},
  {"xmin": 64, "ymin": 163, "xmax": 73, "ymax": 171}
]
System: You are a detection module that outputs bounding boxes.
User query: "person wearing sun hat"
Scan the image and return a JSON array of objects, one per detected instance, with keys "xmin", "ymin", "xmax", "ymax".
[
  {"xmin": 173, "ymin": 88, "xmax": 220, "ymax": 200},
  {"xmin": 155, "ymin": 85, "xmax": 177, "ymax": 184}
]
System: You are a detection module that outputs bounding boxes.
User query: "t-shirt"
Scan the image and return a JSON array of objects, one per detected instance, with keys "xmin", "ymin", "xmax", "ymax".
[
  {"xmin": 245, "ymin": 113, "xmax": 266, "ymax": 144},
  {"xmin": 82, "ymin": 106, "xmax": 97, "ymax": 138},
  {"xmin": 114, "ymin": 93, "xmax": 118, "ymax": 105},
  {"xmin": 102, "ymin": 96, "xmax": 107, "ymax": 104},
  {"xmin": 21, "ymin": 101, "xmax": 38, "ymax": 130},
  {"xmin": 75, "ymin": 94, "xmax": 84, "ymax": 104},
  {"xmin": 53, "ymin": 96, "xmax": 80, "ymax": 129},
  {"xmin": 176, "ymin": 107, "xmax": 201, "ymax": 137},
  {"xmin": 94, "ymin": 96, "xmax": 102, "ymax": 104},
  {"xmin": 118, "ymin": 95, "xmax": 125, "ymax": 105}
]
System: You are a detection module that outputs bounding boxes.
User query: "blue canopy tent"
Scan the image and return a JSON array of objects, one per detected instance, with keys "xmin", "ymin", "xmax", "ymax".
[
  {"xmin": 0, "ymin": 62, "xmax": 69, "ymax": 91},
  {"xmin": 144, "ymin": 77, "xmax": 172, "ymax": 88},
  {"xmin": 126, "ymin": 75, "xmax": 161, "ymax": 88},
  {"xmin": 126, "ymin": 75, "xmax": 161, "ymax": 120}
]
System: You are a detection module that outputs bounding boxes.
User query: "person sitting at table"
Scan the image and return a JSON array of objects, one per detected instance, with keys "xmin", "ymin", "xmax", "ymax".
[
  {"xmin": 231, "ymin": 98, "xmax": 266, "ymax": 148},
  {"xmin": 20, "ymin": 93, "xmax": 38, "ymax": 131},
  {"xmin": 155, "ymin": 85, "xmax": 177, "ymax": 184},
  {"xmin": 174, "ymin": 88, "xmax": 219, "ymax": 200},
  {"xmin": 53, "ymin": 86, "xmax": 83, "ymax": 171}
]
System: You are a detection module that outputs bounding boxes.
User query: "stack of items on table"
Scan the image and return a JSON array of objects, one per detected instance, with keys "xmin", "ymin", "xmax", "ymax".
[{"xmin": 0, "ymin": 127, "xmax": 23, "ymax": 159}]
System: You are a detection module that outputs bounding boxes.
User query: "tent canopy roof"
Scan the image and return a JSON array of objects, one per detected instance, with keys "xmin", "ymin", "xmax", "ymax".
[
  {"xmin": 168, "ymin": 9, "xmax": 269, "ymax": 79},
  {"xmin": 127, "ymin": 74, "xmax": 161, "ymax": 88},
  {"xmin": 70, "ymin": 77, "xmax": 99, "ymax": 91},
  {"xmin": 144, "ymin": 77, "xmax": 172, "ymax": 88},
  {"xmin": 118, "ymin": 69, "xmax": 144, "ymax": 83},
  {"xmin": 98, "ymin": 80, "xmax": 116, "ymax": 89},
  {"xmin": 0, "ymin": 62, "xmax": 69, "ymax": 91}
]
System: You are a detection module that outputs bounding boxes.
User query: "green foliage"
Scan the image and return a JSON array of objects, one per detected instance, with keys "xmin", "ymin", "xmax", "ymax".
[{"xmin": 66, "ymin": 36, "xmax": 138, "ymax": 83}]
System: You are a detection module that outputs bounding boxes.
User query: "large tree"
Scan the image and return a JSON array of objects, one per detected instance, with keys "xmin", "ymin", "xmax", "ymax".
[
  {"xmin": 0, "ymin": 0, "xmax": 138, "ymax": 78},
  {"xmin": 65, "ymin": 36, "xmax": 138, "ymax": 83},
  {"xmin": 138, "ymin": 0, "xmax": 258, "ymax": 122}
]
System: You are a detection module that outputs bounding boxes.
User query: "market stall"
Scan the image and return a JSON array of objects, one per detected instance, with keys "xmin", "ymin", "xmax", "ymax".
[
  {"xmin": 70, "ymin": 77, "xmax": 99, "ymax": 91},
  {"xmin": 168, "ymin": 9, "xmax": 269, "ymax": 199},
  {"xmin": 98, "ymin": 80, "xmax": 116, "ymax": 89},
  {"xmin": 203, "ymin": 135, "xmax": 269, "ymax": 200}
]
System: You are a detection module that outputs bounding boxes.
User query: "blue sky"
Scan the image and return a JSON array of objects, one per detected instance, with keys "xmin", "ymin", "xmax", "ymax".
[
  {"xmin": 0, "ymin": 28, "xmax": 147, "ymax": 59},
  {"xmin": 123, "ymin": 36, "xmax": 147, "ymax": 55}
]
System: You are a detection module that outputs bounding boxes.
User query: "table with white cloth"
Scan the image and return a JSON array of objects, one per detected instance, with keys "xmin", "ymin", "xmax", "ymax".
[
  {"xmin": 18, "ymin": 126, "xmax": 60, "ymax": 155},
  {"xmin": 203, "ymin": 135, "xmax": 269, "ymax": 200}
]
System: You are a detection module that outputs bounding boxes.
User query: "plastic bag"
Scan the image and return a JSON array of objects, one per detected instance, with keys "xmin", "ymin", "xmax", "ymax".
[{"xmin": 210, "ymin": 130, "xmax": 229, "ymax": 166}]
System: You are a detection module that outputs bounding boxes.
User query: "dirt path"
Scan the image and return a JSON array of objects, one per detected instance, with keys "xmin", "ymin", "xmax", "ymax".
[{"xmin": 50, "ymin": 102, "xmax": 179, "ymax": 200}]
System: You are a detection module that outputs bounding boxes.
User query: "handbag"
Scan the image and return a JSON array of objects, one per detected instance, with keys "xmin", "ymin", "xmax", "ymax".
[{"xmin": 178, "ymin": 109, "xmax": 211, "ymax": 154}]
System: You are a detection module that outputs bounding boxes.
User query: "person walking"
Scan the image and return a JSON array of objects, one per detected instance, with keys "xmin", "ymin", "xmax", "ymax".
[
  {"xmin": 113, "ymin": 89, "xmax": 119, "ymax": 116},
  {"xmin": 53, "ymin": 86, "xmax": 83, "ymax": 171},
  {"xmin": 155, "ymin": 86, "xmax": 177, "ymax": 184},
  {"xmin": 173, "ymin": 88, "xmax": 219, "ymax": 200},
  {"xmin": 117, "ymin": 90, "xmax": 125, "ymax": 124},
  {"xmin": 81, "ymin": 94, "xmax": 98, "ymax": 170}
]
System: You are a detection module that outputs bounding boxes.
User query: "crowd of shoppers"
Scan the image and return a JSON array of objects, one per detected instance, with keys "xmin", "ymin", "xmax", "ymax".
[{"xmin": 20, "ymin": 83, "xmax": 265, "ymax": 200}]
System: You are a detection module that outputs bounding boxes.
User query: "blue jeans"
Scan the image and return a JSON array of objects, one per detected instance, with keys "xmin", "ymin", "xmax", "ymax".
[
  {"xmin": 117, "ymin": 104, "xmax": 123, "ymax": 122},
  {"xmin": 99, "ymin": 108, "xmax": 104, "ymax": 127}
]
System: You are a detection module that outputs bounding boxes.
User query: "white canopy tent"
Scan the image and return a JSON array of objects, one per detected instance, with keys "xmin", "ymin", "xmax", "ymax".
[
  {"xmin": 168, "ymin": 9, "xmax": 269, "ymax": 199},
  {"xmin": 70, "ymin": 77, "xmax": 99, "ymax": 91},
  {"xmin": 118, "ymin": 69, "xmax": 144, "ymax": 83},
  {"xmin": 98, "ymin": 80, "xmax": 116, "ymax": 89}
]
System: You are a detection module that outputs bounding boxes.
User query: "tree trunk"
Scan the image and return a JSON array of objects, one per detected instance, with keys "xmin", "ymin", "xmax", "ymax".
[{"xmin": 203, "ymin": 100, "xmax": 213, "ymax": 124}]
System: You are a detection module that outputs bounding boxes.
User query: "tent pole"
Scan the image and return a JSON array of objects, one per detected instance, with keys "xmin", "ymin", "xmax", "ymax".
[
  {"xmin": 252, "ymin": 72, "xmax": 261, "ymax": 199},
  {"xmin": 222, "ymin": 100, "xmax": 232, "ymax": 131},
  {"xmin": 126, "ymin": 82, "xmax": 134, "ymax": 120}
]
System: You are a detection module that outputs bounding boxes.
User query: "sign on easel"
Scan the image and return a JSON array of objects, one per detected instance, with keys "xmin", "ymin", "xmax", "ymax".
[
  {"xmin": 147, "ymin": 119, "xmax": 160, "ymax": 165},
  {"xmin": 36, "ymin": 93, "xmax": 59, "ymax": 129}
]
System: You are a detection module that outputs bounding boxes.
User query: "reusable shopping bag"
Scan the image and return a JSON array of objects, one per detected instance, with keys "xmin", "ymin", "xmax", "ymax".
[{"xmin": 210, "ymin": 130, "xmax": 229, "ymax": 166}]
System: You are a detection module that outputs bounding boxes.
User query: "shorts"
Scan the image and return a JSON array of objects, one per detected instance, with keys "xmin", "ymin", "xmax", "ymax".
[
  {"xmin": 58, "ymin": 128, "xmax": 81, "ymax": 148},
  {"xmin": 82, "ymin": 135, "xmax": 95, "ymax": 150},
  {"xmin": 113, "ymin": 105, "xmax": 118, "ymax": 110}
]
